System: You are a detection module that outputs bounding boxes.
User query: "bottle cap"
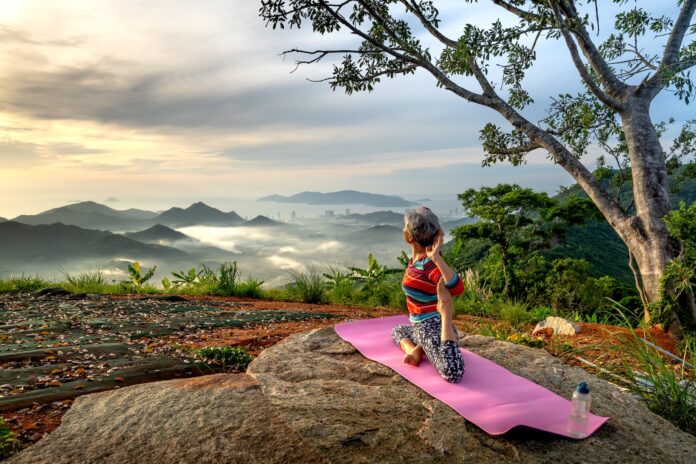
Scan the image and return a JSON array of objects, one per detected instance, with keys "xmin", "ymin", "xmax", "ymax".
[{"xmin": 576, "ymin": 381, "xmax": 589, "ymax": 394}]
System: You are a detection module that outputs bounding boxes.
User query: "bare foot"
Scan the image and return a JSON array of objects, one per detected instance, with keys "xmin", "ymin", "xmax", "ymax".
[{"xmin": 403, "ymin": 345, "xmax": 424, "ymax": 366}]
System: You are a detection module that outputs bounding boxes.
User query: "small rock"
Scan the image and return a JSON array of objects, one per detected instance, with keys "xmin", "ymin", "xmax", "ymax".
[{"xmin": 532, "ymin": 316, "xmax": 581, "ymax": 336}]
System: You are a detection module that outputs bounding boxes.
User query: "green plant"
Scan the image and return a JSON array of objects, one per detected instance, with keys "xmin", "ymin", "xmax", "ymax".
[
  {"xmin": 530, "ymin": 306, "xmax": 553, "ymax": 321},
  {"xmin": 63, "ymin": 270, "xmax": 108, "ymax": 293},
  {"xmin": 287, "ymin": 267, "xmax": 326, "ymax": 304},
  {"xmin": 194, "ymin": 346, "xmax": 253, "ymax": 371},
  {"xmin": 498, "ymin": 299, "xmax": 531, "ymax": 329},
  {"xmin": 215, "ymin": 262, "xmax": 240, "ymax": 295},
  {"xmin": 323, "ymin": 266, "xmax": 354, "ymax": 304},
  {"xmin": 235, "ymin": 278, "xmax": 265, "ymax": 298},
  {"xmin": 0, "ymin": 274, "xmax": 49, "ymax": 293},
  {"xmin": 123, "ymin": 261, "xmax": 156, "ymax": 290},
  {"xmin": 171, "ymin": 267, "xmax": 201, "ymax": 287},
  {"xmin": 613, "ymin": 304, "xmax": 696, "ymax": 435},
  {"xmin": 349, "ymin": 253, "xmax": 401, "ymax": 306},
  {"xmin": 0, "ymin": 417, "xmax": 18, "ymax": 459}
]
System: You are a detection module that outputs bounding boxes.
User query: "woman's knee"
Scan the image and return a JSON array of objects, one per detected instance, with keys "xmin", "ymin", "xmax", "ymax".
[{"xmin": 391, "ymin": 324, "xmax": 411, "ymax": 344}]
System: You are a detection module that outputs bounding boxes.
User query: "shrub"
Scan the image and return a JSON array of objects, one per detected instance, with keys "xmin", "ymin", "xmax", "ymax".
[
  {"xmin": 63, "ymin": 270, "xmax": 108, "ymax": 294},
  {"xmin": 498, "ymin": 299, "xmax": 531, "ymax": 329},
  {"xmin": 194, "ymin": 346, "xmax": 253, "ymax": 371},
  {"xmin": 0, "ymin": 417, "xmax": 18, "ymax": 459},
  {"xmin": 613, "ymin": 304, "xmax": 696, "ymax": 435},
  {"xmin": 349, "ymin": 253, "xmax": 401, "ymax": 306},
  {"xmin": 530, "ymin": 305, "xmax": 553, "ymax": 322},
  {"xmin": 0, "ymin": 274, "xmax": 49, "ymax": 293},
  {"xmin": 323, "ymin": 266, "xmax": 355, "ymax": 304},
  {"xmin": 235, "ymin": 278, "xmax": 265, "ymax": 298},
  {"xmin": 286, "ymin": 268, "xmax": 326, "ymax": 304}
]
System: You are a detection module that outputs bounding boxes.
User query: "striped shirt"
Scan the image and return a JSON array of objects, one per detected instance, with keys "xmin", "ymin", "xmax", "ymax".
[{"xmin": 402, "ymin": 256, "xmax": 465, "ymax": 323}]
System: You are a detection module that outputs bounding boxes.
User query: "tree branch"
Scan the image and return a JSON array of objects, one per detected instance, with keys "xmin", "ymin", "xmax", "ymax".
[
  {"xmin": 400, "ymin": 1, "xmax": 457, "ymax": 48},
  {"xmin": 643, "ymin": 0, "xmax": 696, "ymax": 97},
  {"xmin": 555, "ymin": 0, "xmax": 628, "ymax": 99},
  {"xmin": 549, "ymin": 1, "xmax": 624, "ymax": 111}
]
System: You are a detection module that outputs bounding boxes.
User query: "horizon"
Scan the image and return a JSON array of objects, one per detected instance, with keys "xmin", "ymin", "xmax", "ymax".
[{"xmin": 2, "ymin": 1, "xmax": 690, "ymax": 219}]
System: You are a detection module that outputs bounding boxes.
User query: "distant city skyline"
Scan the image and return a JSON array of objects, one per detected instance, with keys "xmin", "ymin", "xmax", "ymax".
[{"xmin": 0, "ymin": 1, "xmax": 691, "ymax": 218}]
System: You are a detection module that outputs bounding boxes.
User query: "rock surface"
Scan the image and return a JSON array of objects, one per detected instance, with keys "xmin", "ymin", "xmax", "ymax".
[
  {"xmin": 533, "ymin": 316, "xmax": 582, "ymax": 336},
  {"xmin": 9, "ymin": 328, "xmax": 696, "ymax": 463}
]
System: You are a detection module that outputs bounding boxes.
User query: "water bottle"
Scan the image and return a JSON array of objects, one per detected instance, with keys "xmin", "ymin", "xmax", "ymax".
[{"xmin": 567, "ymin": 381, "xmax": 591, "ymax": 438}]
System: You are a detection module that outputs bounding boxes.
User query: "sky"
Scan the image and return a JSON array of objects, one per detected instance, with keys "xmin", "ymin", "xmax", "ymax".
[{"xmin": 0, "ymin": 1, "xmax": 692, "ymax": 218}]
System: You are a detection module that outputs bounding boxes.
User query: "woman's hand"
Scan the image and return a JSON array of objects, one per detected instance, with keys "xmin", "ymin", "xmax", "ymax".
[{"xmin": 426, "ymin": 229, "xmax": 444, "ymax": 260}]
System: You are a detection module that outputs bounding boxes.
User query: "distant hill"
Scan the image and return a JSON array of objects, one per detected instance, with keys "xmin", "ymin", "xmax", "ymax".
[
  {"xmin": 12, "ymin": 201, "xmax": 246, "ymax": 230},
  {"xmin": 156, "ymin": 202, "xmax": 245, "ymax": 227},
  {"xmin": 0, "ymin": 221, "xmax": 188, "ymax": 263},
  {"xmin": 349, "ymin": 225, "xmax": 404, "ymax": 243},
  {"xmin": 246, "ymin": 215, "xmax": 284, "ymax": 227},
  {"xmin": 442, "ymin": 217, "xmax": 477, "ymax": 233},
  {"xmin": 11, "ymin": 201, "xmax": 157, "ymax": 229},
  {"xmin": 258, "ymin": 190, "xmax": 415, "ymax": 207},
  {"xmin": 0, "ymin": 216, "xmax": 6, "ymax": 223},
  {"xmin": 547, "ymin": 165, "xmax": 696, "ymax": 284},
  {"xmin": 125, "ymin": 224, "xmax": 190, "ymax": 243},
  {"xmin": 338, "ymin": 211, "xmax": 404, "ymax": 226}
]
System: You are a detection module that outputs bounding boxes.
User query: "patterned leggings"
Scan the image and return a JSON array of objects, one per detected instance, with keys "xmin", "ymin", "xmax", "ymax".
[{"xmin": 391, "ymin": 314, "xmax": 465, "ymax": 383}]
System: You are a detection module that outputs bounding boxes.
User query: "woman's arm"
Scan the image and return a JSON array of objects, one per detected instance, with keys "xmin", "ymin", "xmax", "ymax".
[{"xmin": 427, "ymin": 230, "xmax": 465, "ymax": 295}]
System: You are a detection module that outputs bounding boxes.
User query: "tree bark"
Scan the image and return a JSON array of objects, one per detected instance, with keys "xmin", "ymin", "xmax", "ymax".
[{"xmin": 614, "ymin": 99, "xmax": 677, "ymax": 321}]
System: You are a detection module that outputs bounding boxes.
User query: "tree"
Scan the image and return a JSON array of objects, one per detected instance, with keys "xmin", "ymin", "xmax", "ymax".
[
  {"xmin": 259, "ymin": 1, "xmax": 696, "ymax": 325},
  {"xmin": 452, "ymin": 183, "xmax": 596, "ymax": 295}
]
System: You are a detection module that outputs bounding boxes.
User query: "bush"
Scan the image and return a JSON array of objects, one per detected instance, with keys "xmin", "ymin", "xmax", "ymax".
[
  {"xmin": 194, "ymin": 346, "xmax": 253, "ymax": 371},
  {"xmin": 234, "ymin": 278, "xmax": 265, "ymax": 298},
  {"xmin": 498, "ymin": 299, "xmax": 531, "ymax": 329},
  {"xmin": 0, "ymin": 274, "xmax": 49, "ymax": 293},
  {"xmin": 323, "ymin": 266, "xmax": 355, "ymax": 304},
  {"xmin": 0, "ymin": 417, "xmax": 18, "ymax": 459},
  {"xmin": 529, "ymin": 305, "xmax": 553, "ymax": 322},
  {"xmin": 613, "ymin": 304, "xmax": 696, "ymax": 435},
  {"xmin": 286, "ymin": 268, "xmax": 326, "ymax": 304},
  {"xmin": 63, "ymin": 270, "xmax": 109, "ymax": 294}
]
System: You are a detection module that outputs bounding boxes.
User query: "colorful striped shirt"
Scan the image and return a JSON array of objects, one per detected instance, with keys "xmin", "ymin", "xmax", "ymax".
[{"xmin": 402, "ymin": 256, "xmax": 465, "ymax": 323}]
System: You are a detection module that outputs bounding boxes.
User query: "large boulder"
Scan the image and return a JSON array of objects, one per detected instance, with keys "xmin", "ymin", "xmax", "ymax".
[
  {"xmin": 532, "ymin": 316, "xmax": 582, "ymax": 336},
  {"xmin": 8, "ymin": 328, "xmax": 696, "ymax": 463}
]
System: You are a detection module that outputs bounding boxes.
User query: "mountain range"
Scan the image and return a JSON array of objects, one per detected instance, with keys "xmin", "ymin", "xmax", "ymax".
[
  {"xmin": 258, "ymin": 190, "xmax": 416, "ymax": 207},
  {"xmin": 10, "ymin": 201, "xmax": 284, "ymax": 231}
]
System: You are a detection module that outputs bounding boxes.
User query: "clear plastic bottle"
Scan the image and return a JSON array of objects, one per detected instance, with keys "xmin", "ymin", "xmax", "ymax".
[{"xmin": 567, "ymin": 381, "xmax": 591, "ymax": 438}]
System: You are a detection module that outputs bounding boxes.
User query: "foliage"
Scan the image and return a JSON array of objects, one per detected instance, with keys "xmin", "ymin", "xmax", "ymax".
[
  {"xmin": 616, "ymin": 321, "xmax": 696, "ymax": 435},
  {"xmin": 0, "ymin": 274, "xmax": 50, "ymax": 294},
  {"xmin": 0, "ymin": 417, "xmax": 17, "ymax": 459},
  {"xmin": 529, "ymin": 305, "xmax": 553, "ymax": 322},
  {"xmin": 194, "ymin": 346, "xmax": 253, "ymax": 371},
  {"xmin": 453, "ymin": 184, "xmax": 597, "ymax": 296},
  {"xmin": 323, "ymin": 265, "xmax": 355, "ymax": 304},
  {"xmin": 63, "ymin": 270, "xmax": 109, "ymax": 294},
  {"xmin": 497, "ymin": 299, "xmax": 532, "ymax": 329},
  {"xmin": 653, "ymin": 201, "xmax": 696, "ymax": 327},
  {"xmin": 349, "ymin": 253, "xmax": 401, "ymax": 306},
  {"xmin": 122, "ymin": 261, "xmax": 156, "ymax": 292},
  {"xmin": 286, "ymin": 268, "xmax": 326, "ymax": 304},
  {"xmin": 171, "ymin": 267, "xmax": 202, "ymax": 287}
]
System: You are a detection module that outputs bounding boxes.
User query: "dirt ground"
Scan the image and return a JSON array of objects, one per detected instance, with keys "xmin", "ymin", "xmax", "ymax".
[{"xmin": 0, "ymin": 294, "xmax": 687, "ymax": 452}]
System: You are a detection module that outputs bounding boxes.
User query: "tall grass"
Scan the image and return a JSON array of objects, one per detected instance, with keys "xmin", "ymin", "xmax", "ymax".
[
  {"xmin": 497, "ymin": 299, "xmax": 531, "ymax": 329},
  {"xmin": 63, "ymin": 270, "xmax": 109, "ymax": 293},
  {"xmin": 0, "ymin": 274, "xmax": 50, "ymax": 293},
  {"xmin": 286, "ymin": 268, "xmax": 326, "ymax": 304},
  {"xmin": 612, "ymin": 302, "xmax": 696, "ymax": 435}
]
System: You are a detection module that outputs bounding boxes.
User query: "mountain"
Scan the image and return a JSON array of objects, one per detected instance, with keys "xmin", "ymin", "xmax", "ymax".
[
  {"xmin": 441, "ymin": 217, "xmax": 477, "ymax": 233},
  {"xmin": 258, "ymin": 190, "xmax": 416, "ymax": 207},
  {"xmin": 246, "ymin": 215, "xmax": 284, "ymax": 227},
  {"xmin": 155, "ymin": 202, "xmax": 245, "ymax": 227},
  {"xmin": 124, "ymin": 224, "xmax": 190, "ymax": 243},
  {"xmin": 0, "ymin": 221, "xmax": 188, "ymax": 263},
  {"xmin": 338, "ymin": 211, "xmax": 404, "ymax": 226},
  {"xmin": 349, "ymin": 225, "xmax": 404, "ymax": 243},
  {"xmin": 0, "ymin": 216, "xmax": 6, "ymax": 223},
  {"xmin": 11, "ymin": 201, "xmax": 157, "ymax": 229}
]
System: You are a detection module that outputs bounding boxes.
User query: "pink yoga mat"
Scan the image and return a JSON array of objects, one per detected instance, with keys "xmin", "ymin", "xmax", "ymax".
[{"xmin": 334, "ymin": 315, "xmax": 609, "ymax": 439}]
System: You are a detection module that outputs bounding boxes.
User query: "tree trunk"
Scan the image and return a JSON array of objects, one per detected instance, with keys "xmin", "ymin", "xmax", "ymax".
[{"xmin": 616, "ymin": 99, "xmax": 677, "ymax": 322}]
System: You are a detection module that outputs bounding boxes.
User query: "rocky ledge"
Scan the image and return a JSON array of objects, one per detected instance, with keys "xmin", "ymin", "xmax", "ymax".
[{"xmin": 8, "ymin": 327, "xmax": 696, "ymax": 463}]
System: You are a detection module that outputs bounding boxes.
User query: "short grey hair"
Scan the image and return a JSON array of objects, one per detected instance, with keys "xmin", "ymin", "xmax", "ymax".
[{"xmin": 404, "ymin": 206, "xmax": 441, "ymax": 247}]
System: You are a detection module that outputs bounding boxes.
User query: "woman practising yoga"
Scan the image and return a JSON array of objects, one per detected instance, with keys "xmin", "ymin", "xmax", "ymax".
[{"xmin": 392, "ymin": 206, "xmax": 466, "ymax": 383}]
